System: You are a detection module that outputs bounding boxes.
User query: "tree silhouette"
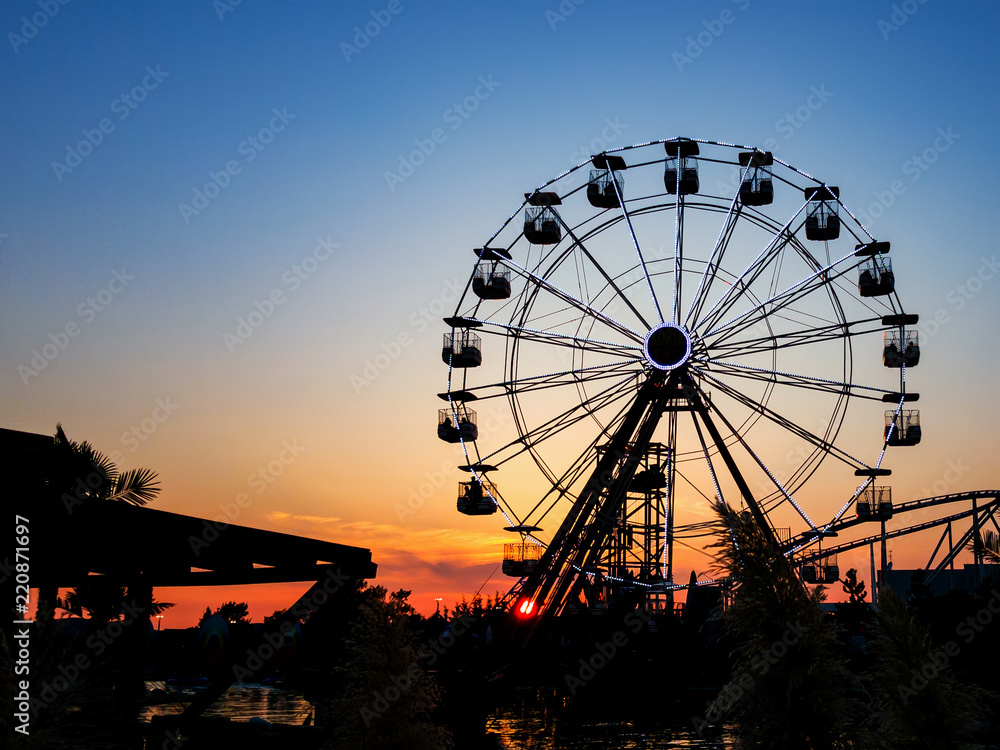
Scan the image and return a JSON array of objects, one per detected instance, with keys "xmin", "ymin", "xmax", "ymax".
[
  {"xmin": 320, "ymin": 586, "xmax": 451, "ymax": 750},
  {"xmin": 705, "ymin": 505, "xmax": 864, "ymax": 747},
  {"xmin": 51, "ymin": 424, "xmax": 172, "ymax": 621},
  {"xmin": 866, "ymin": 589, "xmax": 985, "ymax": 749},
  {"xmin": 842, "ymin": 568, "xmax": 868, "ymax": 604}
]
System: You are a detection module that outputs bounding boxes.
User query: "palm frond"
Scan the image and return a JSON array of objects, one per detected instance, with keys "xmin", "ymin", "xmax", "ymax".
[
  {"xmin": 150, "ymin": 600, "xmax": 175, "ymax": 616},
  {"xmin": 981, "ymin": 529, "xmax": 1000, "ymax": 563},
  {"xmin": 106, "ymin": 467, "xmax": 160, "ymax": 506},
  {"xmin": 82, "ymin": 442, "xmax": 117, "ymax": 478},
  {"xmin": 967, "ymin": 529, "xmax": 1000, "ymax": 564}
]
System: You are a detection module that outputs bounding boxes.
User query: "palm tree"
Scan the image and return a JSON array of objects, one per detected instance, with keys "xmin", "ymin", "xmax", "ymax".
[
  {"xmin": 866, "ymin": 589, "xmax": 985, "ymax": 749},
  {"xmin": 973, "ymin": 529, "xmax": 999, "ymax": 564},
  {"xmin": 706, "ymin": 504, "xmax": 864, "ymax": 749},
  {"xmin": 52, "ymin": 423, "xmax": 160, "ymax": 507},
  {"xmin": 51, "ymin": 424, "xmax": 172, "ymax": 621}
]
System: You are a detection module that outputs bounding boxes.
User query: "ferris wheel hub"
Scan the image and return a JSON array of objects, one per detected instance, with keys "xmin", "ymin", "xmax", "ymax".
[{"xmin": 643, "ymin": 323, "xmax": 692, "ymax": 371}]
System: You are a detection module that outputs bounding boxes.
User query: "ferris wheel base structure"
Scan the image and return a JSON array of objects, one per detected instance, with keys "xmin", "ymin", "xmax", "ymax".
[{"xmin": 434, "ymin": 136, "xmax": 959, "ymax": 638}]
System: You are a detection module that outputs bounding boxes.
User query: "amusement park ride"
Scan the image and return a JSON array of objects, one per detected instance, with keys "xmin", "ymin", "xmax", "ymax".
[{"xmin": 436, "ymin": 137, "xmax": 999, "ymax": 642}]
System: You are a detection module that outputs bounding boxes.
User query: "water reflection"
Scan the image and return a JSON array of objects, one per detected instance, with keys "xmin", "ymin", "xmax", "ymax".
[
  {"xmin": 139, "ymin": 683, "xmax": 730, "ymax": 748},
  {"xmin": 488, "ymin": 689, "xmax": 731, "ymax": 749},
  {"xmin": 139, "ymin": 681, "xmax": 313, "ymax": 724}
]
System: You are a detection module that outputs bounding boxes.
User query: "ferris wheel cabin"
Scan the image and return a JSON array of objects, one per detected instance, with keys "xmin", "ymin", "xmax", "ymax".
[
  {"xmin": 884, "ymin": 330, "xmax": 920, "ymax": 368},
  {"xmin": 523, "ymin": 191, "xmax": 563, "ymax": 245},
  {"xmin": 587, "ymin": 169, "xmax": 625, "ymax": 209},
  {"xmin": 437, "ymin": 405, "xmax": 478, "ymax": 443},
  {"xmin": 859, "ymin": 256, "xmax": 895, "ymax": 297},
  {"xmin": 457, "ymin": 478, "xmax": 497, "ymax": 515},
  {"xmin": 442, "ymin": 329, "xmax": 482, "ymax": 368},
  {"xmin": 738, "ymin": 150, "xmax": 774, "ymax": 206},
  {"xmin": 803, "ymin": 186, "xmax": 840, "ymax": 240},
  {"xmin": 664, "ymin": 139, "xmax": 700, "ymax": 195},
  {"xmin": 801, "ymin": 554, "xmax": 839, "ymax": 584},
  {"xmin": 856, "ymin": 485, "xmax": 893, "ymax": 520},
  {"xmin": 472, "ymin": 262, "xmax": 512, "ymax": 300},
  {"xmin": 586, "ymin": 153, "xmax": 627, "ymax": 209},
  {"xmin": 885, "ymin": 410, "xmax": 921, "ymax": 446},
  {"xmin": 502, "ymin": 541, "xmax": 543, "ymax": 577}
]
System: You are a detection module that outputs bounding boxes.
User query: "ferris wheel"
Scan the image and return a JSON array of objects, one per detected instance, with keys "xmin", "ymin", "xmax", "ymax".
[{"xmin": 437, "ymin": 137, "xmax": 920, "ymax": 621}]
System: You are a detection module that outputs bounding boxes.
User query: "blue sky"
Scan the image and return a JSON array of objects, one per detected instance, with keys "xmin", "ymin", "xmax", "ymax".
[{"xmin": 2, "ymin": 1, "xmax": 998, "ymax": 622}]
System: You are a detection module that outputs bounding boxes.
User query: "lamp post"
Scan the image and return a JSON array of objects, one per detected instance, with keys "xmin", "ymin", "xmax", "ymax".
[
  {"xmin": 435, "ymin": 598, "xmax": 442, "ymax": 615},
  {"xmin": 155, "ymin": 615, "xmax": 163, "ymax": 631}
]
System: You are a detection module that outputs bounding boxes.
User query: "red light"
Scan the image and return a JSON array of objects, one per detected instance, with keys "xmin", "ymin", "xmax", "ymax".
[{"xmin": 517, "ymin": 599, "xmax": 535, "ymax": 617}]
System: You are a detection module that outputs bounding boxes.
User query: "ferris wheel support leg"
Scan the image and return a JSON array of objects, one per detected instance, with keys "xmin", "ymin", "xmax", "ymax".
[
  {"xmin": 880, "ymin": 520, "xmax": 888, "ymax": 599},
  {"xmin": 972, "ymin": 495, "xmax": 982, "ymax": 589},
  {"xmin": 680, "ymin": 372, "xmax": 776, "ymax": 546},
  {"xmin": 516, "ymin": 373, "xmax": 673, "ymax": 631},
  {"xmin": 869, "ymin": 543, "xmax": 878, "ymax": 605}
]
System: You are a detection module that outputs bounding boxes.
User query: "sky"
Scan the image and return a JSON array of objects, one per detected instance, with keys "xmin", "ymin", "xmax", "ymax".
[{"xmin": 2, "ymin": 1, "xmax": 999, "ymax": 627}]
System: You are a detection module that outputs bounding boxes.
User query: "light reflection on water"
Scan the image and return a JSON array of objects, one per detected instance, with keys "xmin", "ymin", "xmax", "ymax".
[
  {"xmin": 487, "ymin": 690, "xmax": 731, "ymax": 749},
  {"xmin": 138, "ymin": 682, "xmax": 313, "ymax": 724},
  {"xmin": 139, "ymin": 683, "xmax": 730, "ymax": 748}
]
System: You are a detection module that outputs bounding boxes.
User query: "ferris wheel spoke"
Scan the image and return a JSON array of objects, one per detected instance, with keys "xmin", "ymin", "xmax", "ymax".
[
  {"xmin": 607, "ymin": 174, "xmax": 664, "ymax": 325},
  {"xmin": 556, "ymin": 214, "xmax": 654, "ymax": 330},
  {"xmin": 498, "ymin": 256, "xmax": 644, "ymax": 342},
  {"xmin": 467, "ymin": 318, "xmax": 643, "ymax": 359},
  {"xmin": 480, "ymin": 372, "xmax": 640, "ymax": 467},
  {"xmin": 694, "ymin": 200, "xmax": 810, "ymax": 334},
  {"xmin": 705, "ymin": 316, "xmax": 888, "ymax": 358},
  {"xmin": 456, "ymin": 360, "xmax": 642, "ymax": 401},
  {"xmin": 521, "ymin": 399, "xmax": 638, "ymax": 529},
  {"xmin": 693, "ymin": 367, "xmax": 871, "ymax": 471},
  {"xmin": 688, "ymin": 407, "xmax": 726, "ymax": 507},
  {"xmin": 696, "ymin": 358, "xmax": 894, "ymax": 401},
  {"xmin": 691, "ymin": 381, "xmax": 819, "ymax": 532},
  {"xmin": 672, "ymin": 194, "xmax": 683, "ymax": 324},
  {"xmin": 684, "ymin": 188, "xmax": 742, "ymax": 328},
  {"xmin": 700, "ymin": 249, "xmax": 861, "ymax": 343}
]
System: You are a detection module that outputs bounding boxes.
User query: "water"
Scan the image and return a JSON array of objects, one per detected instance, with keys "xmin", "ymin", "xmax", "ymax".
[
  {"xmin": 485, "ymin": 690, "xmax": 731, "ymax": 749},
  {"xmin": 139, "ymin": 681, "xmax": 313, "ymax": 724},
  {"xmin": 139, "ymin": 683, "xmax": 731, "ymax": 748}
]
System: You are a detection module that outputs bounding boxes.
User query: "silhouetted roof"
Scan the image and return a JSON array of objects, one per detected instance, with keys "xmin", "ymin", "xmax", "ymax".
[{"xmin": 2, "ymin": 428, "xmax": 376, "ymax": 587}]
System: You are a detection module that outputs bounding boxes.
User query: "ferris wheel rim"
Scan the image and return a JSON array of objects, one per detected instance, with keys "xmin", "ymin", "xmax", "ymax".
[{"xmin": 442, "ymin": 137, "xmax": 918, "ymax": 607}]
